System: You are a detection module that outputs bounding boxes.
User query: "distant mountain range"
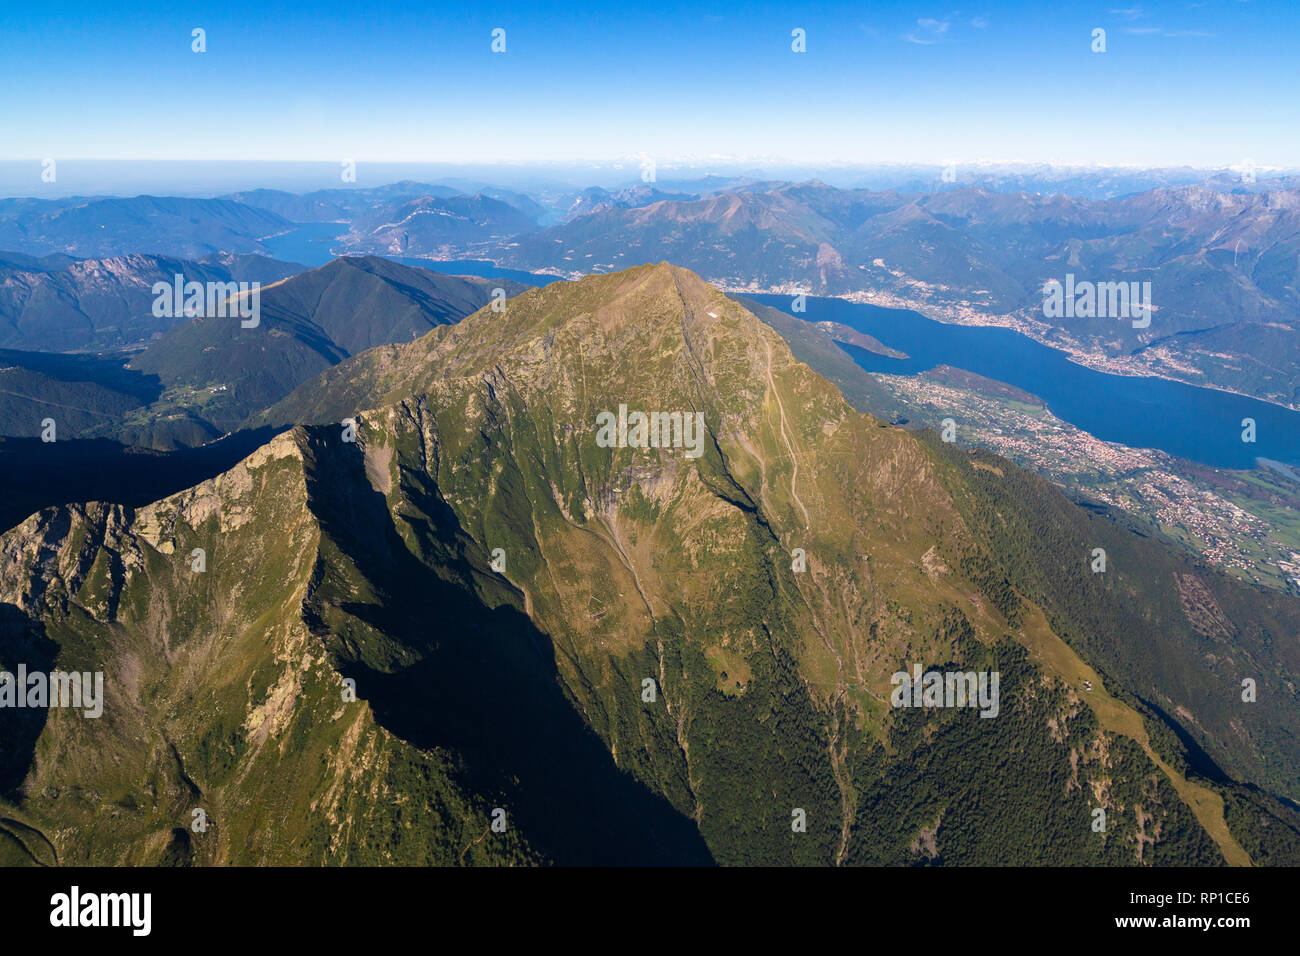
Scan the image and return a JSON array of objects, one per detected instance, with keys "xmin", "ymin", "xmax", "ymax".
[
  {"xmin": 225, "ymin": 180, "xmax": 549, "ymax": 226},
  {"xmin": 839, "ymin": 164, "xmax": 1299, "ymax": 200},
  {"xmin": 0, "ymin": 196, "xmax": 294, "ymax": 259},
  {"xmin": 342, "ymin": 194, "xmax": 541, "ymax": 256},
  {"xmin": 129, "ymin": 255, "xmax": 530, "ymax": 430},
  {"xmin": 0, "ymin": 250, "xmax": 304, "ymax": 352},
  {"xmin": 2, "ymin": 175, "xmax": 1297, "ymax": 409},
  {"xmin": 0, "ymin": 185, "xmax": 547, "ymax": 265},
  {"xmin": 481, "ymin": 182, "xmax": 1300, "ymax": 407}
]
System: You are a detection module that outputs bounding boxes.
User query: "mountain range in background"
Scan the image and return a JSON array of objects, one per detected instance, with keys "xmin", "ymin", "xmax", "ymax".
[
  {"xmin": 4, "ymin": 160, "xmax": 1290, "ymax": 203},
  {"xmin": 0, "ymin": 250, "xmax": 303, "ymax": 352},
  {"xmin": 0, "ymin": 256, "xmax": 528, "ymax": 449},
  {"xmin": 489, "ymin": 183, "xmax": 1300, "ymax": 409},
  {"xmin": 4, "ymin": 170, "xmax": 1298, "ymax": 407}
]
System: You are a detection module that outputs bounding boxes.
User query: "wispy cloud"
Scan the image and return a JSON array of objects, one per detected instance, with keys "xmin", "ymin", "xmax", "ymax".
[
  {"xmin": 904, "ymin": 12, "xmax": 991, "ymax": 44},
  {"xmin": 1113, "ymin": 1, "xmax": 1214, "ymax": 37},
  {"xmin": 1125, "ymin": 26, "xmax": 1217, "ymax": 37},
  {"xmin": 906, "ymin": 17, "xmax": 952, "ymax": 45}
]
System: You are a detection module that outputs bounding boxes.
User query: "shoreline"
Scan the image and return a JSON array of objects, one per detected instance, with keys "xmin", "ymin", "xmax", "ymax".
[{"xmin": 346, "ymin": 250, "xmax": 1300, "ymax": 414}]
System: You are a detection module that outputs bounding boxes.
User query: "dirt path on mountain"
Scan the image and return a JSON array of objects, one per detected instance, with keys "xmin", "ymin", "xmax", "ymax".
[{"xmin": 764, "ymin": 340, "xmax": 810, "ymax": 530}]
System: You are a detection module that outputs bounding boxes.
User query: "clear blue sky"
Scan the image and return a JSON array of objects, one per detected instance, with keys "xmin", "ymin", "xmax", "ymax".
[{"xmin": 2, "ymin": 0, "xmax": 1296, "ymax": 167}]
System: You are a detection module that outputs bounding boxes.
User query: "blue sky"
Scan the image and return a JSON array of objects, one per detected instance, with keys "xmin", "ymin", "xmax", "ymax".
[{"xmin": 2, "ymin": 0, "xmax": 1296, "ymax": 167}]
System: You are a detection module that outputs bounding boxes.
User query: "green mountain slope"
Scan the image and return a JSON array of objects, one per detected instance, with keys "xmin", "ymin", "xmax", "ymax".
[
  {"xmin": 3, "ymin": 263, "xmax": 1297, "ymax": 865},
  {"xmin": 255, "ymin": 264, "xmax": 1291, "ymax": 862},
  {"xmin": 918, "ymin": 436, "xmax": 1300, "ymax": 800},
  {"xmin": 0, "ymin": 350, "xmax": 162, "ymax": 439},
  {"xmin": 129, "ymin": 256, "xmax": 530, "ymax": 432},
  {"xmin": 727, "ymin": 302, "xmax": 1300, "ymax": 803}
]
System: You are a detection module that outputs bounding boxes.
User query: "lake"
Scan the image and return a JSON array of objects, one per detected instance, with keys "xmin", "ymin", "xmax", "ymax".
[
  {"xmin": 747, "ymin": 293, "xmax": 1300, "ymax": 471},
  {"xmin": 261, "ymin": 222, "xmax": 348, "ymax": 266},
  {"xmin": 262, "ymin": 223, "xmax": 562, "ymax": 286}
]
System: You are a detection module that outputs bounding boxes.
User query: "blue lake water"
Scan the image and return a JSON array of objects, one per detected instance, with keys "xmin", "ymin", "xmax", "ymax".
[
  {"xmin": 406, "ymin": 258, "xmax": 564, "ymax": 287},
  {"xmin": 261, "ymin": 222, "xmax": 347, "ymax": 266},
  {"xmin": 748, "ymin": 294, "xmax": 1300, "ymax": 471},
  {"xmin": 262, "ymin": 223, "xmax": 562, "ymax": 286}
]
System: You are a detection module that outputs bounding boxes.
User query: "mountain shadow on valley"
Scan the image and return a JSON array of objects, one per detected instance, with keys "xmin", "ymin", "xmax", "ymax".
[
  {"xmin": 296, "ymin": 427, "xmax": 715, "ymax": 866},
  {"xmin": 0, "ymin": 604, "xmax": 57, "ymax": 797},
  {"xmin": 0, "ymin": 427, "xmax": 282, "ymax": 532}
]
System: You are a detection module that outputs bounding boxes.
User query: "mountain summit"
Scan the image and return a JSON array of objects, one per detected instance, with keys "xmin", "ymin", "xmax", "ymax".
[{"xmin": 2, "ymin": 263, "xmax": 1296, "ymax": 865}]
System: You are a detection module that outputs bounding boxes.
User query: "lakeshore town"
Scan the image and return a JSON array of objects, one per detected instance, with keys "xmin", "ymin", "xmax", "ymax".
[{"xmin": 874, "ymin": 369, "xmax": 1300, "ymax": 596}]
